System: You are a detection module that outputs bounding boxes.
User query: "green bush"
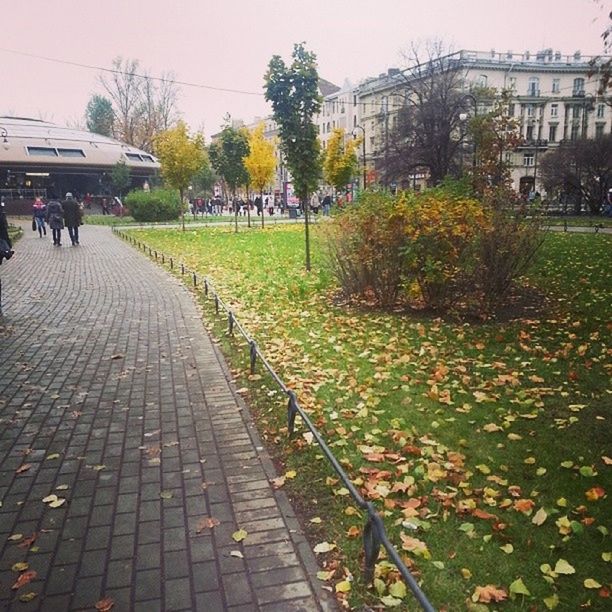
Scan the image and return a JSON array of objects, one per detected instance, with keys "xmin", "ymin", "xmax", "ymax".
[
  {"xmin": 124, "ymin": 189, "xmax": 181, "ymax": 222},
  {"xmin": 323, "ymin": 191, "xmax": 408, "ymax": 307},
  {"xmin": 326, "ymin": 185, "xmax": 545, "ymax": 315}
]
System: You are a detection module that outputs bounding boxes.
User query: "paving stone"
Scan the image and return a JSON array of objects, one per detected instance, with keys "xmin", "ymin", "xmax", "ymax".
[{"xmin": 0, "ymin": 225, "xmax": 331, "ymax": 612}]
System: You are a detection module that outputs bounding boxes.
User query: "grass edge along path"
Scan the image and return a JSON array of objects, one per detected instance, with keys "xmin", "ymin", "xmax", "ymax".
[{"xmin": 118, "ymin": 226, "xmax": 611, "ymax": 612}]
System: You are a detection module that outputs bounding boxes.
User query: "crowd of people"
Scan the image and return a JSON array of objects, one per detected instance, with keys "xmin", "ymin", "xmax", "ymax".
[
  {"xmin": 30, "ymin": 193, "xmax": 84, "ymax": 246},
  {"xmin": 188, "ymin": 192, "xmax": 335, "ymax": 218}
]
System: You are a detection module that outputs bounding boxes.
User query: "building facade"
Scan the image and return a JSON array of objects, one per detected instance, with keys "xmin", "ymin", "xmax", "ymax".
[
  {"xmin": 0, "ymin": 116, "xmax": 159, "ymax": 211},
  {"xmin": 355, "ymin": 49, "xmax": 611, "ymax": 195}
]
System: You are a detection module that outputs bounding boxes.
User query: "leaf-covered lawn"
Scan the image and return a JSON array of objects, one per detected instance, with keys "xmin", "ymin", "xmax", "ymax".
[{"xmin": 127, "ymin": 225, "xmax": 611, "ymax": 611}]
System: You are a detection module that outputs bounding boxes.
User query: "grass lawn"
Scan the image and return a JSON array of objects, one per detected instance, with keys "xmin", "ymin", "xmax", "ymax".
[
  {"xmin": 85, "ymin": 213, "xmax": 293, "ymax": 226},
  {"xmin": 124, "ymin": 224, "xmax": 611, "ymax": 611},
  {"xmin": 543, "ymin": 216, "xmax": 612, "ymax": 228}
]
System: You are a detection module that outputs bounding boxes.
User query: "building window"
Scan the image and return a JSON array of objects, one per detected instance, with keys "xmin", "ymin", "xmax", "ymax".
[
  {"xmin": 572, "ymin": 106, "xmax": 581, "ymax": 119},
  {"xmin": 552, "ymin": 78, "xmax": 560, "ymax": 93},
  {"xmin": 597, "ymin": 103, "xmax": 605, "ymax": 118},
  {"xmin": 526, "ymin": 104, "xmax": 535, "ymax": 117},
  {"xmin": 57, "ymin": 148, "xmax": 85, "ymax": 158},
  {"xmin": 479, "ymin": 74, "xmax": 488, "ymax": 87},
  {"xmin": 595, "ymin": 123, "xmax": 605, "ymax": 138},
  {"xmin": 550, "ymin": 103, "xmax": 558, "ymax": 118},
  {"xmin": 27, "ymin": 146, "xmax": 58, "ymax": 156},
  {"xmin": 125, "ymin": 153, "xmax": 143, "ymax": 161},
  {"xmin": 508, "ymin": 76, "xmax": 517, "ymax": 90},
  {"xmin": 526, "ymin": 125, "xmax": 534, "ymax": 140},
  {"xmin": 141, "ymin": 154, "xmax": 155, "ymax": 162},
  {"xmin": 508, "ymin": 103, "xmax": 515, "ymax": 116},
  {"xmin": 548, "ymin": 125, "xmax": 557, "ymax": 142},
  {"xmin": 572, "ymin": 78, "xmax": 585, "ymax": 96},
  {"xmin": 353, "ymin": 95, "xmax": 357, "ymax": 107},
  {"xmin": 527, "ymin": 77, "xmax": 540, "ymax": 96},
  {"xmin": 524, "ymin": 153, "xmax": 534, "ymax": 167},
  {"xmin": 570, "ymin": 124, "xmax": 580, "ymax": 140}
]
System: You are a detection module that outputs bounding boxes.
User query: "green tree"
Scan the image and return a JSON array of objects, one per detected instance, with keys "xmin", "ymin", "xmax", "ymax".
[
  {"xmin": 191, "ymin": 150, "xmax": 216, "ymax": 197},
  {"xmin": 467, "ymin": 89, "xmax": 522, "ymax": 194},
  {"xmin": 154, "ymin": 121, "xmax": 206, "ymax": 230},
  {"xmin": 111, "ymin": 160, "xmax": 131, "ymax": 196},
  {"xmin": 265, "ymin": 43, "xmax": 322, "ymax": 270},
  {"xmin": 244, "ymin": 123, "xmax": 276, "ymax": 228},
  {"xmin": 85, "ymin": 94, "xmax": 114, "ymax": 137},
  {"xmin": 323, "ymin": 127, "xmax": 361, "ymax": 194},
  {"xmin": 208, "ymin": 120, "xmax": 250, "ymax": 232}
]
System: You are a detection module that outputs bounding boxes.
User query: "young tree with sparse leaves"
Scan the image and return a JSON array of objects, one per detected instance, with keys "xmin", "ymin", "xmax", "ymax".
[
  {"xmin": 154, "ymin": 121, "xmax": 206, "ymax": 230},
  {"xmin": 323, "ymin": 127, "xmax": 361, "ymax": 195},
  {"xmin": 208, "ymin": 121, "xmax": 250, "ymax": 233},
  {"xmin": 244, "ymin": 123, "xmax": 276, "ymax": 228},
  {"xmin": 265, "ymin": 43, "xmax": 322, "ymax": 270}
]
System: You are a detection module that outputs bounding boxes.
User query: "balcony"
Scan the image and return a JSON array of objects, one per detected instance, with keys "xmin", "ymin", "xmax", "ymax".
[{"xmin": 518, "ymin": 139, "xmax": 549, "ymax": 149}]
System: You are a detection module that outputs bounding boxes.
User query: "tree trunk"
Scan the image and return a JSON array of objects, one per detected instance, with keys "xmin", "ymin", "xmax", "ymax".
[
  {"xmin": 180, "ymin": 187, "xmax": 185, "ymax": 232},
  {"xmin": 303, "ymin": 195, "xmax": 311, "ymax": 271},
  {"xmin": 261, "ymin": 190, "xmax": 265, "ymax": 229}
]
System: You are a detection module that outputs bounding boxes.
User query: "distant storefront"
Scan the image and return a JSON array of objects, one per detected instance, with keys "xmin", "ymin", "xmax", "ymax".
[{"xmin": 0, "ymin": 116, "xmax": 159, "ymax": 213}]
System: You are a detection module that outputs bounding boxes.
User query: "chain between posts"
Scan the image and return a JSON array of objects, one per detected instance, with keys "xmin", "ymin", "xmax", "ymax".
[{"xmin": 114, "ymin": 232, "xmax": 436, "ymax": 612}]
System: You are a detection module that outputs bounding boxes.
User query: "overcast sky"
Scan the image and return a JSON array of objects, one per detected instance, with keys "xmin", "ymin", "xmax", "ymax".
[{"xmin": 1, "ymin": 0, "xmax": 609, "ymax": 140}]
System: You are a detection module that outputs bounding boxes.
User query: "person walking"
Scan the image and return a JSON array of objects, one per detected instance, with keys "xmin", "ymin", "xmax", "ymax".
[
  {"xmin": 62, "ymin": 192, "xmax": 83, "ymax": 246},
  {"xmin": 32, "ymin": 196, "xmax": 47, "ymax": 237},
  {"xmin": 46, "ymin": 198, "xmax": 64, "ymax": 246}
]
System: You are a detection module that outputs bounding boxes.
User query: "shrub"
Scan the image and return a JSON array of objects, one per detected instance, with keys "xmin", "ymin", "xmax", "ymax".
[
  {"xmin": 477, "ymin": 188, "xmax": 545, "ymax": 310},
  {"xmin": 323, "ymin": 191, "xmax": 408, "ymax": 306},
  {"xmin": 124, "ymin": 189, "xmax": 181, "ymax": 222},
  {"xmin": 403, "ymin": 190, "xmax": 490, "ymax": 310}
]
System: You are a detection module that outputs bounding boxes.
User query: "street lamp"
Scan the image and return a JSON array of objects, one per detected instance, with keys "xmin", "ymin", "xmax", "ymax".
[
  {"xmin": 0, "ymin": 127, "xmax": 8, "ymax": 144},
  {"xmin": 459, "ymin": 94, "xmax": 478, "ymax": 171},
  {"xmin": 352, "ymin": 125, "xmax": 367, "ymax": 190}
]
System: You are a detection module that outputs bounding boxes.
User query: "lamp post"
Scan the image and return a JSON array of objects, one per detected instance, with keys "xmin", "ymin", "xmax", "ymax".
[
  {"xmin": 459, "ymin": 94, "xmax": 478, "ymax": 172},
  {"xmin": 0, "ymin": 127, "xmax": 8, "ymax": 144},
  {"xmin": 352, "ymin": 125, "xmax": 367, "ymax": 190}
]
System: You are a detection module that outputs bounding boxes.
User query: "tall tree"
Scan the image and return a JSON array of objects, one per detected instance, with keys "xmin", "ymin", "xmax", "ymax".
[
  {"xmin": 154, "ymin": 121, "xmax": 206, "ymax": 230},
  {"xmin": 244, "ymin": 123, "xmax": 276, "ymax": 228},
  {"xmin": 381, "ymin": 42, "xmax": 477, "ymax": 187},
  {"xmin": 265, "ymin": 43, "xmax": 322, "ymax": 271},
  {"xmin": 323, "ymin": 127, "xmax": 361, "ymax": 194},
  {"xmin": 467, "ymin": 89, "xmax": 522, "ymax": 194},
  {"xmin": 539, "ymin": 134, "xmax": 612, "ymax": 214},
  {"xmin": 98, "ymin": 57, "xmax": 180, "ymax": 151},
  {"xmin": 208, "ymin": 120, "xmax": 250, "ymax": 233},
  {"xmin": 85, "ymin": 94, "xmax": 114, "ymax": 137}
]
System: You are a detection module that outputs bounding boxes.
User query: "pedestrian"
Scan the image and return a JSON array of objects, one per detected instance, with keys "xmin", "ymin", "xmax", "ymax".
[
  {"xmin": 322, "ymin": 193, "xmax": 332, "ymax": 216},
  {"xmin": 46, "ymin": 197, "xmax": 64, "ymax": 246},
  {"xmin": 0, "ymin": 199, "xmax": 13, "ymax": 261},
  {"xmin": 101, "ymin": 197, "xmax": 109, "ymax": 215},
  {"xmin": 255, "ymin": 195, "xmax": 262, "ymax": 216},
  {"xmin": 32, "ymin": 196, "xmax": 47, "ymax": 237},
  {"xmin": 310, "ymin": 191, "xmax": 321, "ymax": 215},
  {"xmin": 62, "ymin": 192, "xmax": 83, "ymax": 246}
]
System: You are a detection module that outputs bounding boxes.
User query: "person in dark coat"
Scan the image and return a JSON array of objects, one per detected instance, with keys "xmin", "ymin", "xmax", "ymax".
[
  {"xmin": 46, "ymin": 198, "xmax": 64, "ymax": 246},
  {"xmin": 62, "ymin": 193, "xmax": 82, "ymax": 246}
]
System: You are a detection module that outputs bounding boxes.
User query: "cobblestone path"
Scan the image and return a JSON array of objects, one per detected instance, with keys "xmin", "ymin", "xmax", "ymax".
[{"xmin": 0, "ymin": 224, "xmax": 333, "ymax": 611}]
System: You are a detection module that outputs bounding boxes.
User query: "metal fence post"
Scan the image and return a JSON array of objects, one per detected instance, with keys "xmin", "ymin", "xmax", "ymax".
[
  {"xmin": 287, "ymin": 391, "xmax": 299, "ymax": 437},
  {"xmin": 363, "ymin": 514, "xmax": 382, "ymax": 584},
  {"xmin": 215, "ymin": 295, "xmax": 219, "ymax": 314},
  {"xmin": 228, "ymin": 311, "xmax": 234, "ymax": 335},
  {"xmin": 193, "ymin": 273, "xmax": 197, "ymax": 287},
  {"xmin": 181, "ymin": 263, "xmax": 185, "ymax": 275},
  {"xmin": 249, "ymin": 340, "xmax": 257, "ymax": 374},
  {"xmin": 170, "ymin": 257, "xmax": 173, "ymax": 270},
  {"xmin": 204, "ymin": 279, "xmax": 208, "ymax": 296}
]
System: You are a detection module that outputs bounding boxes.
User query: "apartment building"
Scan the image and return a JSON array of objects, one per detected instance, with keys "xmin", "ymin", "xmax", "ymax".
[{"xmin": 356, "ymin": 49, "xmax": 610, "ymax": 194}]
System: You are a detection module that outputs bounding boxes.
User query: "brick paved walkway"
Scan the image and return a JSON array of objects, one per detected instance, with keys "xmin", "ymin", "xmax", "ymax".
[{"xmin": 0, "ymin": 225, "xmax": 334, "ymax": 611}]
